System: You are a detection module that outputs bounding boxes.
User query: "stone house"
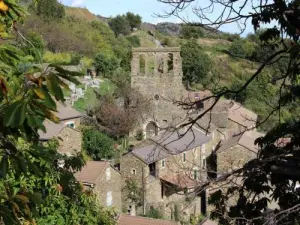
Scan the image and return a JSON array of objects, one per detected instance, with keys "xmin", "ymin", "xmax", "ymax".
[
  {"xmin": 120, "ymin": 127, "xmax": 211, "ymax": 221},
  {"xmin": 38, "ymin": 103, "xmax": 83, "ymax": 156},
  {"xmin": 117, "ymin": 214, "xmax": 179, "ymax": 225},
  {"xmin": 211, "ymin": 130, "xmax": 264, "ymax": 176},
  {"xmin": 227, "ymin": 102, "xmax": 258, "ymax": 135},
  {"xmin": 75, "ymin": 161, "xmax": 122, "ymax": 212}
]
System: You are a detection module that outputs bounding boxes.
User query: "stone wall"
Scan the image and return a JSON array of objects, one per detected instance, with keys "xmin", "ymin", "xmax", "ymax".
[
  {"xmin": 217, "ymin": 145, "xmax": 256, "ymax": 173},
  {"xmin": 94, "ymin": 166, "xmax": 122, "ymax": 212},
  {"xmin": 57, "ymin": 126, "xmax": 82, "ymax": 156},
  {"xmin": 131, "ymin": 47, "xmax": 187, "ymax": 130}
]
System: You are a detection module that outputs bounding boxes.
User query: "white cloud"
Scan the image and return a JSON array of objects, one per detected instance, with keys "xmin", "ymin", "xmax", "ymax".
[{"xmin": 71, "ymin": 0, "xmax": 85, "ymax": 7}]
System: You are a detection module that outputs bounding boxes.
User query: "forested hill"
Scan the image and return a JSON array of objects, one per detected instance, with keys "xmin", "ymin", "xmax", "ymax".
[{"xmin": 19, "ymin": 0, "xmax": 300, "ymax": 132}]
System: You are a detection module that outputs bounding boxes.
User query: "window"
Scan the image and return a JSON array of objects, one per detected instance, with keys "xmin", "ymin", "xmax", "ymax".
[
  {"xmin": 131, "ymin": 168, "xmax": 136, "ymax": 175},
  {"xmin": 65, "ymin": 121, "xmax": 75, "ymax": 129},
  {"xmin": 183, "ymin": 152, "xmax": 186, "ymax": 163},
  {"xmin": 161, "ymin": 159, "xmax": 165, "ymax": 168},
  {"xmin": 193, "ymin": 170, "xmax": 198, "ymax": 180},
  {"xmin": 202, "ymin": 157, "xmax": 206, "ymax": 169},
  {"xmin": 106, "ymin": 191, "xmax": 112, "ymax": 206},
  {"xmin": 106, "ymin": 167, "xmax": 111, "ymax": 181}
]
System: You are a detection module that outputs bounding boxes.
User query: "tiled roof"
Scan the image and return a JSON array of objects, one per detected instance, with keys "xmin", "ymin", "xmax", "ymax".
[
  {"xmin": 160, "ymin": 174, "xmax": 199, "ymax": 189},
  {"xmin": 38, "ymin": 121, "xmax": 66, "ymax": 141},
  {"xmin": 117, "ymin": 214, "xmax": 178, "ymax": 225},
  {"xmin": 56, "ymin": 103, "xmax": 83, "ymax": 120},
  {"xmin": 228, "ymin": 102, "xmax": 258, "ymax": 128},
  {"xmin": 131, "ymin": 127, "xmax": 211, "ymax": 164},
  {"xmin": 74, "ymin": 161, "xmax": 109, "ymax": 184},
  {"xmin": 216, "ymin": 131, "xmax": 265, "ymax": 153}
]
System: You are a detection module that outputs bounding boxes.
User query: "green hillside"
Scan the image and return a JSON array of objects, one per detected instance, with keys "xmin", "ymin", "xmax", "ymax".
[{"xmin": 18, "ymin": 3, "xmax": 298, "ymax": 132}]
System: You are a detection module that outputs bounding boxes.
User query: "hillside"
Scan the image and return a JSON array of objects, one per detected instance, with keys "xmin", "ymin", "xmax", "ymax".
[{"xmin": 65, "ymin": 7, "xmax": 100, "ymax": 21}]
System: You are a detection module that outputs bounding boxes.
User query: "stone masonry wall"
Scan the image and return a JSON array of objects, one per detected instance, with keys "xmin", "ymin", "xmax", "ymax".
[
  {"xmin": 94, "ymin": 166, "xmax": 122, "ymax": 212},
  {"xmin": 57, "ymin": 126, "xmax": 82, "ymax": 156},
  {"xmin": 217, "ymin": 145, "xmax": 256, "ymax": 173},
  {"xmin": 131, "ymin": 48, "xmax": 187, "ymax": 130}
]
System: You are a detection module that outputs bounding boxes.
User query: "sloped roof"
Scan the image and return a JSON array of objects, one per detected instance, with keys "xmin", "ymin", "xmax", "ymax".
[
  {"xmin": 38, "ymin": 121, "xmax": 65, "ymax": 141},
  {"xmin": 74, "ymin": 161, "xmax": 109, "ymax": 184},
  {"xmin": 216, "ymin": 131, "xmax": 265, "ymax": 153},
  {"xmin": 56, "ymin": 103, "xmax": 83, "ymax": 120},
  {"xmin": 132, "ymin": 127, "xmax": 211, "ymax": 164},
  {"xmin": 117, "ymin": 215, "xmax": 178, "ymax": 225},
  {"xmin": 160, "ymin": 174, "xmax": 199, "ymax": 189},
  {"xmin": 228, "ymin": 102, "xmax": 258, "ymax": 128}
]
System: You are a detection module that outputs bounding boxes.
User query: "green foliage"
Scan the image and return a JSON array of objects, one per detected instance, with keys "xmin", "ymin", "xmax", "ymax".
[
  {"xmin": 109, "ymin": 15, "xmax": 131, "ymax": 36},
  {"xmin": 20, "ymin": 31, "xmax": 45, "ymax": 62},
  {"xmin": 34, "ymin": 0, "xmax": 65, "ymax": 20},
  {"xmin": 126, "ymin": 35, "xmax": 141, "ymax": 47},
  {"xmin": 181, "ymin": 40, "xmax": 212, "ymax": 85},
  {"xmin": 229, "ymin": 39, "xmax": 255, "ymax": 59},
  {"xmin": 124, "ymin": 178, "xmax": 143, "ymax": 206},
  {"xmin": 144, "ymin": 207, "xmax": 163, "ymax": 219},
  {"xmin": 93, "ymin": 53, "xmax": 120, "ymax": 77},
  {"xmin": 82, "ymin": 127, "xmax": 116, "ymax": 160},
  {"xmin": 180, "ymin": 25, "xmax": 204, "ymax": 39},
  {"xmin": 135, "ymin": 129, "xmax": 144, "ymax": 141},
  {"xmin": 190, "ymin": 214, "xmax": 205, "ymax": 225},
  {"xmin": 126, "ymin": 12, "xmax": 142, "ymax": 30}
]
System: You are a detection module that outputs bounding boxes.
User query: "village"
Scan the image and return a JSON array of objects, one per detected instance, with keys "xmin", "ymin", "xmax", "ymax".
[{"xmin": 38, "ymin": 47, "xmax": 269, "ymax": 225}]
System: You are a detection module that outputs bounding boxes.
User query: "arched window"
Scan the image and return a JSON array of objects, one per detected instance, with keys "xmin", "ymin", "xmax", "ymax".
[
  {"xmin": 145, "ymin": 122, "xmax": 158, "ymax": 138},
  {"xmin": 167, "ymin": 53, "xmax": 173, "ymax": 72},
  {"xmin": 139, "ymin": 54, "xmax": 146, "ymax": 74}
]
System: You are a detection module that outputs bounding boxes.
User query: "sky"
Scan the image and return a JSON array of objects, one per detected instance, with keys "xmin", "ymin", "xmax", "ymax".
[{"xmin": 60, "ymin": 0, "xmax": 256, "ymax": 35}]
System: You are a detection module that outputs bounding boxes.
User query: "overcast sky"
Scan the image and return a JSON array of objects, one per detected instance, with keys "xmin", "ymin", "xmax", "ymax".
[{"xmin": 60, "ymin": 0, "xmax": 256, "ymax": 35}]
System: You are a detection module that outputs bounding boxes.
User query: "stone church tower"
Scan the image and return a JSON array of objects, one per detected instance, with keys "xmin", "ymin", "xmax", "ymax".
[{"xmin": 131, "ymin": 47, "xmax": 186, "ymax": 138}]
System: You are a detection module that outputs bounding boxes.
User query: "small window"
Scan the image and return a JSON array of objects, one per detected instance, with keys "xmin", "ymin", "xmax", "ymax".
[
  {"xmin": 202, "ymin": 157, "xmax": 206, "ymax": 169},
  {"xmin": 193, "ymin": 170, "xmax": 198, "ymax": 180},
  {"xmin": 65, "ymin": 121, "xmax": 75, "ymax": 129},
  {"xmin": 154, "ymin": 94, "xmax": 160, "ymax": 100},
  {"xmin": 131, "ymin": 168, "xmax": 136, "ymax": 175},
  {"xmin": 161, "ymin": 159, "xmax": 165, "ymax": 168},
  {"xmin": 183, "ymin": 152, "xmax": 186, "ymax": 163},
  {"xmin": 106, "ymin": 191, "xmax": 112, "ymax": 206},
  {"xmin": 106, "ymin": 167, "xmax": 111, "ymax": 181}
]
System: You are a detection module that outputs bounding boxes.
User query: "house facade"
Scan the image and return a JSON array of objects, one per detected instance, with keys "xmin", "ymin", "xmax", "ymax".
[
  {"xmin": 120, "ymin": 127, "xmax": 211, "ymax": 222},
  {"xmin": 75, "ymin": 161, "xmax": 122, "ymax": 212},
  {"xmin": 38, "ymin": 103, "xmax": 83, "ymax": 156}
]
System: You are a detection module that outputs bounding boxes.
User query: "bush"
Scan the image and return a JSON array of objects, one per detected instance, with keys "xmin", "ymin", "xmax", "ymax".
[
  {"xmin": 144, "ymin": 207, "xmax": 163, "ymax": 219},
  {"xmin": 82, "ymin": 127, "xmax": 115, "ymax": 160},
  {"xmin": 135, "ymin": 130, "xmax": 144, "ymax": 141},
  {"xmin": 93, "ymin": 53, "xmax": 120, "ymax": 77},
  {"xmin": 229, "ymin": 39, "xmax": 255, "ymax": 59},
  {"xmin": 43, "ymin": 51, "xmax": 72, "ymax": 65},
  {"xmin": 180, "ymin": 25, "xmax": 204, "ymax": 39},
  {"xmin": 181, "ymin": 40, "xmax": 212, "ymax": 86},
  {"xmin": 126, "ymin": 35, "xmax": 140, "ymax": 47}
]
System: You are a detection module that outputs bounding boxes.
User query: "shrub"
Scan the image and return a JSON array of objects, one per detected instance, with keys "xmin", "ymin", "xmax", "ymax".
[
  {"xmin": 180, "ymin": 25, "xmax": 204, "ymax": 39},
  {"xmin": 144, "ymin": 207, "xmax": 163, "ymax": 219},
  {"xmin": 135, "ymin": 129, "xmax": 144, "ymax": 141},
  {"xmin": 43, "ymin": 51, "xmax": 72, "ymax": 65},
  {"xmin": 126, "ymin": 35, "xmax": 140, "ymax": 47},
  {"xmin": 82, "ymin": 127, "xmax": 115, "ymax": 160},
  {"xmin": 229, "ymin": 39, "xmax": 255, "ymax": 59}
]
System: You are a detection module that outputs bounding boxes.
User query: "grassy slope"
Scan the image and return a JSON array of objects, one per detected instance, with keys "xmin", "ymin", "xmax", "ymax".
[{"xmin": 65, "ymin": 7, "xmax": 100, "ymax": 21}]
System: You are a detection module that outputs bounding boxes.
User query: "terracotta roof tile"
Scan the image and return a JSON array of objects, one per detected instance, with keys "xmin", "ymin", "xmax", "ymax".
[
  {"xmin": 74, "ymin": 161, "xmax": 109, "ymax": 184},
  {"xmin": 117, "ymin": 215, "xmax": 178, "ymax": 225}
]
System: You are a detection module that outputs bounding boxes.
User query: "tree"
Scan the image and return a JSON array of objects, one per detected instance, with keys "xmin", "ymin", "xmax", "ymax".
[
  {"xmin": 34, "ymin": 0, "xmax": 65, "ymax": 20},
  {"xmin": 181, "ymin": 40, "xmax": 212, "ymax": 86},
  {"xmin": 0, "ymin": 1, "xmax": 114, "ymax": 224},
  {"xmin": 159, "ymin": 0, "xmax": 300, "ymax": 224},
  {"xmin": 93, "ymin": 53, "xmax": 120, "ymax": 77},
  {"xmin": 82, "ymin": 127, "xmax": 116, "ymax": 160},
  {"xmin": 180, "ymin": 25, "xmax": 204, "ymax": 39},
  {"xmin": 229, "ymin": 39, "xmax": 255, "ymax": 59},
  {"xmin": 108, "ymin": 15, "xmax": 131, "ymax": 36},
  {"xmin": 19, "ymin": 31, "xmax": 45, "ymax": 62},
  {"xmin": 126, "ymin": 12, "xmax": 142, "ymax": 30}
]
